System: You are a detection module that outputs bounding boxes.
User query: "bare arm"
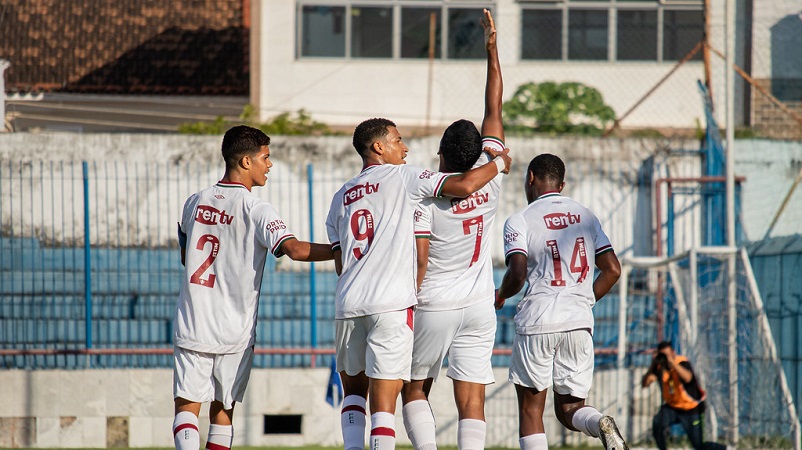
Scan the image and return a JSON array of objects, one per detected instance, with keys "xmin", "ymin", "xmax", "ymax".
[
  {"xmin": 333, "ymin": 249, "xmax": 343, "ymax": 276},
  {"xmin": 480, "ymin": 9, "xmax": 504, "ymax": 143},
  {"xmin": 663, "ymin": 351, "xmax": 695, "ymax": 383},
  {"xmin": 180, "ymin": 246, "xmax": 186, "ymax": 267},
  {"xmin": 495, "ymin": 253, "xmax": 527, "ymax": 310},
  {"xmin": 593, "ymin": 250, "xmax": 621, "ymax": 301},
  {"xmin": 440, "ymin": 147, "xmax": 511, "ymax": 197},
  {"xmin": 415, "ymin": 237, "xmax": 430, "ymax": 292},
  {"xmin": 280, "ymin": 238, "xmax": 335, "ymax": 262}
]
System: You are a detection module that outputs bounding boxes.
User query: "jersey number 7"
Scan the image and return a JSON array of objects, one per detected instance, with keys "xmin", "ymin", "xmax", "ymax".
[
  {"xmin": 546, "ymin": 237, "xmax": 589, "ymax": 287},
  {"xmin": 462, "ymin": 215, "xmax": 484, "ymax": 267}
]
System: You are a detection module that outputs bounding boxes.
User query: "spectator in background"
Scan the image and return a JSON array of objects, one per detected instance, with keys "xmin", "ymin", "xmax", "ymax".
[{"xmin": 642, "ymin": 341, "xmax": 707, "ymax": 450}]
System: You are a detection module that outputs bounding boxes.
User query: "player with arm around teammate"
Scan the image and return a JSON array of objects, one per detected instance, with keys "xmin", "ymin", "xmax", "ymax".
[
  {"xmin": 172, "ymin": 125, "xmax": 333, "ymax": 450},
  {"xmin": 400, "ymin": 9, "xmax": 504, "ymax": 450},
  {"xmin": 325, "ymin": 118, "xmax": 511, "ymax": 450},
  {"xmin": 495, "ymin": 154, "xmax": 626, "ymax": 450}
]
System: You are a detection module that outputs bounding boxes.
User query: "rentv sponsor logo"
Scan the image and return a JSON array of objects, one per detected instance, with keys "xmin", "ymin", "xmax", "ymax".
[
  {"xmin": 195, "ymin": 205, "xmax": 234, "ymax": 225},
  {"xmin": 543, "ymin": 212, "xmax": 580, "ymax": 229},
  {"xmin": 451, "ymin": 192, "xmax": 490, "ymax": 214},
  {"xmin": 344, "ymin": 182, "xmax": 380, "ymax": 205}
]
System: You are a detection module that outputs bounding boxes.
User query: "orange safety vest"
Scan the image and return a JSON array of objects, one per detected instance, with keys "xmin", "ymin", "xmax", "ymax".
[{"xmin": 660, "ymin": 355, "xmax": 706, "ymax": 411}]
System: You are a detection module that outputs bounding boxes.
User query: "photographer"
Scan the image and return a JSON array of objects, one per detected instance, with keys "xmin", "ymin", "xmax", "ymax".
[{"xmin": 641, "ymin": 341, "xmax": 706, "ymax": 450}]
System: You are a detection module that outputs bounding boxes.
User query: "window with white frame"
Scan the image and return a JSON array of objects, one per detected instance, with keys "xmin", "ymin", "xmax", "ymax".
[
  {"xmin": 519, "ymin": 0, "xmax": 703, "ymax": 62},
  {"xmin": 297, "ymin": 1, "xmax": 494, "ymax": 59}
]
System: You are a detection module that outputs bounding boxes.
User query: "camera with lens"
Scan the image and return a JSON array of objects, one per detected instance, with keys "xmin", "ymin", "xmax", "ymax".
[{"xmin": 653, "ymin": 352, "xmax": 669, "ymax": 373}]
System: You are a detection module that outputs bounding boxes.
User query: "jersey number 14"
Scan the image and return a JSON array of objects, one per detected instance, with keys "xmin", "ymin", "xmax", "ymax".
[{"xmin": 546, "ymin": 237, "xmax": 589, "ymax": 287}]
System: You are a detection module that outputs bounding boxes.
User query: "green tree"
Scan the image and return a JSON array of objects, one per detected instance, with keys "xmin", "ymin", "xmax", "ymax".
[{"xmin": 502, "ymin": 82, "xmax": 616, "ymax": 136}]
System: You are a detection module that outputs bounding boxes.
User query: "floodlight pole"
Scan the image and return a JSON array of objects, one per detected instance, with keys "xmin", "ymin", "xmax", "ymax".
[{"xmin": 724, "ymin": 0, "xmax": 739, "ymax": 447}]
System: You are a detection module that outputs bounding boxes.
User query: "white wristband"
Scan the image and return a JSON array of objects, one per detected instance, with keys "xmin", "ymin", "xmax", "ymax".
[{"xmin": 493, "ymin": 156, "xmax": 506, "ymax": 173}]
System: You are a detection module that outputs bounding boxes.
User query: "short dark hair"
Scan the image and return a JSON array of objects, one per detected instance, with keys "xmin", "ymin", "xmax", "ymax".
[
  {"xmin": 439, "ymin": 119, "xmax": 482, "ymax": 173},
  {"xmin": 353, "ymin": 118, "xmax": 396, "ymax": 156},
  {"xmin": 221, "ymin": 125, "xmax": 271, "ymax": 169},
  {"xmin": 527, "ymin": 153, "xmax": 565, "ymax": 185},
  {"xmin": 657, "ymin": 341, "xmax": 673, "ymax": 351}
]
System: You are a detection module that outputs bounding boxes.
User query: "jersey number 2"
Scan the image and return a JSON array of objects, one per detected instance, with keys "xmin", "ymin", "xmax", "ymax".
[
  {"xmin": 546, "ymin": 237, "xmax": 589, "ymax": 287},
  {"xmin": 190, "ymin": 234, "xmax": 220, "ymax": 288},
  {"xmin": 462, "ymin": 216, "xmax": 484, "ymax": 267},
  {"xmin": 350, "ymin": 209, "xmax": 375, "ymax": 260}
]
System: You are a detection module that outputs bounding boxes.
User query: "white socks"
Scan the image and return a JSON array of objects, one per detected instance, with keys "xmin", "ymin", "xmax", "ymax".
[
  {"xmin": 371, "ymin": 411, "xmax": 397, "ymax": 450},
  {"xmin": 571, "ymin": 406, "xmax": 603, "ymax": 438},
  {"xmin": 457, "ymin": 419, "xmax": 486, "ymax": 450},
  {"xmin": 173, "ymin": 411, "xmax": 200, "ymax": 450},
  {"xmin": 519, "ymin": 433, "xmax": 548, "ymax": 450},
  {"xmin": 341, "ymin": 395, "xmax": 367, "ymax": 450},
  {"xmin": 403, "ymin": 400, "xmax": 437, "ymax": 450},
  {"xmin": 206, "ymin": 424, "xmax": 233, "ymax": 449}
]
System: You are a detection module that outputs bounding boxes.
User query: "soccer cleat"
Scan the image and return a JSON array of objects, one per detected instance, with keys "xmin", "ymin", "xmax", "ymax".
[{"xmin": 598, "ymin": 415, "xmax": 629, "ymax": 450}]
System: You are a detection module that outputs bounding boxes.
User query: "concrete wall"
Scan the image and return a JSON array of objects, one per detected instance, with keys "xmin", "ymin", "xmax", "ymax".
[
  {"xmin": 252, "ymin": 0, "xmax": 707, "ymax": 130},
  {"xmin": 0, "ymin": 367, "xmax": 660, "ymax": 448}
]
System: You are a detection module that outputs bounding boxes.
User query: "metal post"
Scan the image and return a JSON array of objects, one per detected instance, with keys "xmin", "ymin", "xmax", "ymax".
[
  {"xmin": 616, "ymin": 264, "xmax": 629, "ymax": 435},
  {"xmin": 82, "ymin": 161, "xmax": 93, "ymax": 366},
  {"xmin": 307, "ymin": 164, "xmax": 317, "ymax": 368},
  {"xmin": 0, "ymin": 59, "xmax": 9, "ymax": 132},
  {"xmin": 725, "ymin": 0, "xmax": 738, "ymax": 446}
]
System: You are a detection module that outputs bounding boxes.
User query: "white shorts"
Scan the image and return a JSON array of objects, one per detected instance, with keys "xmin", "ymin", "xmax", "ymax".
[
  {"xmin": 335, "ymin": 308, "xmax": 414, "ymax": 381},
  {"xmin": 508, "ymin": 329, "xmax": 594, "ymax": 398},
  {"xmin": 173, "ymin": 346, "xmax": 253, "ymax": 410},
  {"xmin": 411, "ymin": 301, "xmax": 496, "ymax": 384}
]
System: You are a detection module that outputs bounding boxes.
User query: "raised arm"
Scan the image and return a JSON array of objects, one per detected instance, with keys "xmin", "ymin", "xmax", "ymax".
[
  {"xmin": 480, "ymin": 9, "xmax": 504, "ymax": 143},
  {"xmin": 440, "ymin": 147, "xmax": 511, "ymax": 197}
]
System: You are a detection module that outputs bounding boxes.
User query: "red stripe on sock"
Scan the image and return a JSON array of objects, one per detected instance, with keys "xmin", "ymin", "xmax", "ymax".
[
  {"xmin": 205, "ymin": 442, "xmax": 230, "ymax": 450},
  {"xmin": 371, "ymin": 427, "xmax": 396, "ymax": 437},
  {"xmin": 342, "ymin": 405, "xmax": 366, "ymax": 414},
  {"xmin": 173, "ymin": 423, "xmax": 198, "ymax": 435}
]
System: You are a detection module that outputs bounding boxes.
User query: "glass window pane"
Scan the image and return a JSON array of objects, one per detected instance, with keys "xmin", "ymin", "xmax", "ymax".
[
  {"xmin": 351, "ymin": 6, "xmax": 393, "ymax": 58},
  {"xmin": 568, "ymin": 9, "xmax": 608, "ymax": 60},
  {"xmin": 448, "ymin": 8, "xmax": 485, "ymax": 59},
  {"xmin": 617, "ymin": 9, "xmax": 657, "ymax": 60},
  {"xmin": 301, "ymin": 6, "xmax": 345, "ymax": 57},
  {"xmin": 401, "ymin": 7, "xmax": 441, "ymax": 59},
  {"xmin": 521, "ymin": 9, "xmax": 562, "ymax": 60},
  {"xmin": 663, "ymin": 9, "xmax": 703, "ymax": 61}
]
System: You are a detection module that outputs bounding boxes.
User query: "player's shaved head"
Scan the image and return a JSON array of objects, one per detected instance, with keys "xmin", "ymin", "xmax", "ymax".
[
  {"xmin": 353, "ymin": 118, "xmax": 396, "ymax": 156},
  {"xmin": 528, "ymin": 153, "xmax": 565, "ymax": 186},
  {"xmin": 439, "ymin": 119, "xmax": 482, "ymax": 173},
  {"xmin": 222, "ymin": 125, "xmax": 271, "ymax": 169}
]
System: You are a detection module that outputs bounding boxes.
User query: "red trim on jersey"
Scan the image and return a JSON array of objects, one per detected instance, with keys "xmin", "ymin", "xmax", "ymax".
[
  {"xmin": 174, "ymin": 422, "xmax": 199, "ymax": 435},
  {"xmin": 271, "ymin": 234, "xmax": 296, "ymax": 256},
  {"xmin": 595, "ymin": 245, "xmax": 613, "ymax": 255},
  {"xmin": 434, "ymin": 174, "xmax": 455, "ymax": 197},
  {"xmin": 505, "ymin": 248, "xmax": 527, "ymax": 257},
  {"xmin": 406, "ymin": 306, "xmax": 414, "ymax": 331},
  {"xmin": 536, "ymin": 191, "xmax": 561, "ymax": 200},
  {"xmin": 414, "ymin": 231, "xmax": 431, "ymax": 239},
  {"xmin": 216, "ymin": 181, "xmax": 248, "ymax": 189},
  {"xmin": 342, "ymin": 404, "xmax": 366, "ymax": 414},
  {"xmin": 205, "ymin": 442, "xmax": 230, "ymax": 450},
  {"xmin": 371, "ymin": 427, "xmax": 396, "ymax": 437}
]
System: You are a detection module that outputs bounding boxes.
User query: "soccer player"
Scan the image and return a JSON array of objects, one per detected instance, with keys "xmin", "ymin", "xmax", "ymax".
[
  {"xmin": 495, "ymin": 154, "xmax": 627, "ymax": 450},
  {"xmin": 326, "ymin": 118, "xmax": 511, "ymax": 450},
  {"xmin": 172, "ymin": 125, "xmax": 333, "ymax": 450},
  {"xmin": 401, "ymin": 9, "xmax": 504, "ymax": 450}
]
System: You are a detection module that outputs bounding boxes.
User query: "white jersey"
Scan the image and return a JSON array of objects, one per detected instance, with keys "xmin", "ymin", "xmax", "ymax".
[
  {"xmin": 502, "ymin": 192, "xmax": 613, "ymax": 335},
  {"xmin": 326, "ymin": 164, "xmax": 453, "ymax": 319},
  {"xmin": 174, "ymin": 181, "xmax": 296, "ymax": 353},
  {"xmin": 414, "ymin": 137, "xmax": 505, "ymax": 311}
]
